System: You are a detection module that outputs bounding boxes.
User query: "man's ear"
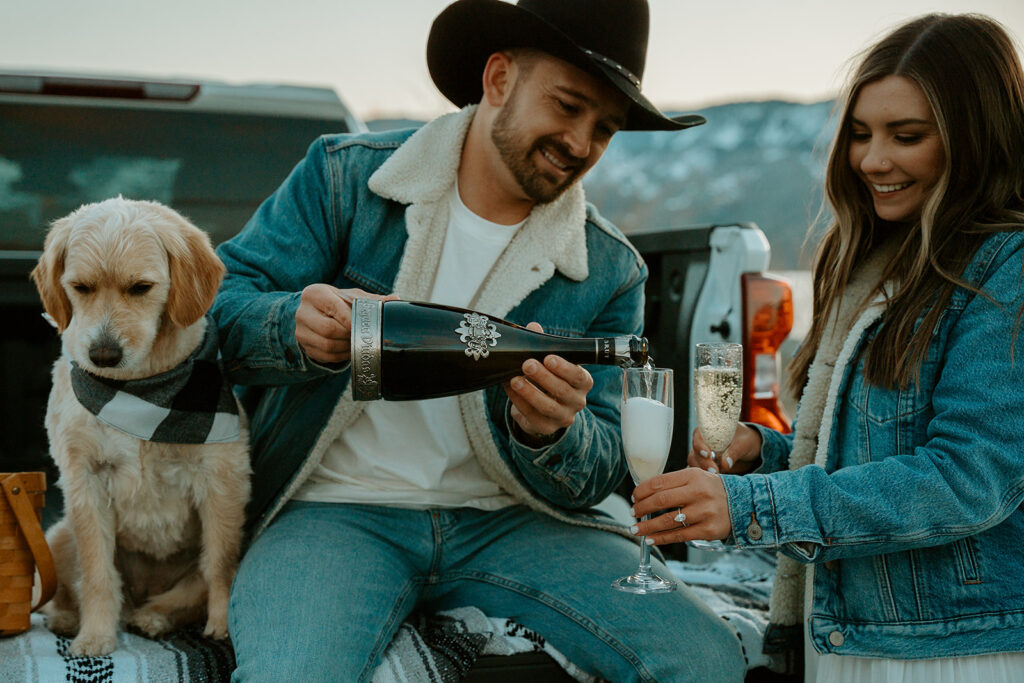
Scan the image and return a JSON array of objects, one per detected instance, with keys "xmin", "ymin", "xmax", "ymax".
[{"xmin": 481, "ymin": 52, "xmax": 515, "ymax": 107}]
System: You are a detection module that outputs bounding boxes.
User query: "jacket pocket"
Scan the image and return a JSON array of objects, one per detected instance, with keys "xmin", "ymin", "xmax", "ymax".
[
  {"xmin": 850, "ymin": 310, "xmax": 948, "ymax": 424},
  {"xmin": 951, "ymin": 536, "xmax": 982, "ymax": 585}
]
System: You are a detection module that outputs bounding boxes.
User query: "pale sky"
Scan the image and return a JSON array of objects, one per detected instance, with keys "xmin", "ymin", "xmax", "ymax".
[{"xmin": 2, "ymin": 0, "xmax": 1023, "ymax": 121}]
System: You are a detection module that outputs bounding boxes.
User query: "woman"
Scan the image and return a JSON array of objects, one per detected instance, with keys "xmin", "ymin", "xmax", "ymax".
[{"xmin": 631, "ymin": 13, "xmax": 1024, "ymax": 682}]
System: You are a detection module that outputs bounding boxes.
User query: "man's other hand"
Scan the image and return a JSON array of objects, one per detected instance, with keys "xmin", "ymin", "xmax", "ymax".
[{"xmin": 503, "ymin": 322, "xmax": 593, "ymax": 445}]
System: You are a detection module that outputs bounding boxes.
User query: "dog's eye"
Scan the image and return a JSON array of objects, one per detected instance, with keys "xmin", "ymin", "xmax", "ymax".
[
  {"xmin": 72, "ymin": 283, "xmax": 93, "ymax": 295},
  {"xmin": 128, "ymin": 282, "xmax": 154, "ymax": 296}
]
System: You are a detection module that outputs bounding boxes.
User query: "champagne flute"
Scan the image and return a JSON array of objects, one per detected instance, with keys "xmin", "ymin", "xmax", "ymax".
[
  {"xmin": 612, "ymin": 366, "xmax": 677, "ymax": 594},
  {"xmin": 690, "ymin": 342, "xmax": 743, "ymax": 551}
]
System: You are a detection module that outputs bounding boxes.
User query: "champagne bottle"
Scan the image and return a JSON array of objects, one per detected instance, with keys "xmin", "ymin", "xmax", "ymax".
[{"xmin": 350, "ymin": 299, "xmax": 648, "ymax": 401}]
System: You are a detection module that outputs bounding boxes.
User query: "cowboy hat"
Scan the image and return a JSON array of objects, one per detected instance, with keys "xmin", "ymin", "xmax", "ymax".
[{"xmin": 426, "ymin": 0, "xmax": 705, "ymax": 131}]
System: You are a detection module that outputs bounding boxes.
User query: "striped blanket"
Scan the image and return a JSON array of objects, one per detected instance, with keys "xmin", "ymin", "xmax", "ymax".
[
  {"xmin": 0, "ymin": 553, "xmax": 777, "ymax": 682},
  {"xmin": 0, "ymin": 609, "xmax": 590, "ymax": 683}
]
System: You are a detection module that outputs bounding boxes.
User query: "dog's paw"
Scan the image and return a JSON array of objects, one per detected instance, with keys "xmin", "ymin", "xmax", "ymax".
[
  {"xmin": 45, "ymin": 609, "xmax": 80, "ymax": 637},
  {"xmin": 127, "ymin": 609, "xmax": 173, "ymax": 638},
  {"xmin": 69, "ymin": 630, "xmax": 118, "ymax": 657},
  {"xmin": 203, "ymin": 614, "xmax": 229, "ymax": 640}
]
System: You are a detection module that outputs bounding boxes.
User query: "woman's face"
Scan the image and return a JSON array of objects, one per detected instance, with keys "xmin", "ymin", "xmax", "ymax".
[{"xmin": 848, "ymin": 75, "xmax": 946, "ymax": 223}]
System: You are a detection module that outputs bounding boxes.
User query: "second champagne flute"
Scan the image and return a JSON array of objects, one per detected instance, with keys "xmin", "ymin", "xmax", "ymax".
[{"xmin": 690, "ymin": 342, "xmax": 743, "ymax": 552}]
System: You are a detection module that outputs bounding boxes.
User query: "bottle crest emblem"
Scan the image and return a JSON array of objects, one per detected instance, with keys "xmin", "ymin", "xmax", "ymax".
[{"xmin": 456, "ymin": 312, "xmax": 501, "ymax": 360}]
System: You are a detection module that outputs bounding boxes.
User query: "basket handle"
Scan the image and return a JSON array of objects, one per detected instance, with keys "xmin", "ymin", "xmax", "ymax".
[{"xmin": 1, "ymin": 474, "xmax": 57, "ymax": 610}]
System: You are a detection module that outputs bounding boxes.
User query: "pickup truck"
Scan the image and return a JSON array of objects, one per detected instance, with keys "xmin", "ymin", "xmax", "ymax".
[{"xmin": 0, "ymin": 72, "xmax": 793, "ymax": 682}]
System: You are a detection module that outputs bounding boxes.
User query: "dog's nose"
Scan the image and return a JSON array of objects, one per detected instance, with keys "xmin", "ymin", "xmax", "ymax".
[{"xmin": 89, "ymin": 342, "xmax": 123, "ymax": 368}]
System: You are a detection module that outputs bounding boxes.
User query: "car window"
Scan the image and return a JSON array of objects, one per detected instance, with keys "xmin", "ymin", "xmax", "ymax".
[{"xmin": 0, "ymin": 102, "xmax": 349, "ymax": 249}]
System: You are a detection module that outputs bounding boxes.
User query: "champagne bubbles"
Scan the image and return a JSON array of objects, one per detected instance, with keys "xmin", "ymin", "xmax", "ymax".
[{"xmin": 694, "ymin": 365, "xmax": 742, "ymax": 452}]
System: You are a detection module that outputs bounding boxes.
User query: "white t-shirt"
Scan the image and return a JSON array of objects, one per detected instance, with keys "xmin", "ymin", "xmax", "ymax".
[{"xmin": 294, "ymin": 184, "xmax": 524, "ymax": 509}]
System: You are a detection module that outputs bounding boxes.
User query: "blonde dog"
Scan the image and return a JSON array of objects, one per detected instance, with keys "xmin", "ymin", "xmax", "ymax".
[{"xmin": 30, "ymin": 197, "xmax": 251, "ymax": 657}]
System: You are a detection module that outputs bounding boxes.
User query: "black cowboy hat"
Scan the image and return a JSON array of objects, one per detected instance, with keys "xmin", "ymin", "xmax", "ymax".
[{"xmin": 426, "ymin": 0, "xmax": 705, "ymax": 132}]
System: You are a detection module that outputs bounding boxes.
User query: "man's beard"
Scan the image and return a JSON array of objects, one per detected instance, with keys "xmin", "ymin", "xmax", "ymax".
[{"xmin": 490, "ymin": 97, "xmax": 585, "ymax": 205}]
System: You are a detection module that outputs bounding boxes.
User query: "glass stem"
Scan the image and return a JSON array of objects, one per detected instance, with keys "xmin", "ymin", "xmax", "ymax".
[{"xmin": 638, "ymin": 513, "xmax": 653, "ymax": 576}]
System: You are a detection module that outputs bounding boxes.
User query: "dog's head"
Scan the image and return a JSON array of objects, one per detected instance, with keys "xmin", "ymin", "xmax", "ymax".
[{"xmin": 30, "ymin": 197, "xmax": 225, "ymax": 377}]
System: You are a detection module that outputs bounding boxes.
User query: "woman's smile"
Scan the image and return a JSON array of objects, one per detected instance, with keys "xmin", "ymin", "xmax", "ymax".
[{"xmin": 848, "ymin": 75, "xmax": 945, "ymax": 223}]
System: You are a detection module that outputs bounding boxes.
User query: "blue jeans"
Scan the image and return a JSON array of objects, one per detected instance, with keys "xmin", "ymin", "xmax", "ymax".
[{"xmin": 228, "ymin": 502, "xmax": 745, "ymax": 682}]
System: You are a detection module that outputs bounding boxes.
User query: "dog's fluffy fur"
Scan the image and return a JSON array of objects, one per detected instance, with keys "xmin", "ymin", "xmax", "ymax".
[{"xmin": 31, "ymin": 197, "xmax": 251, "ymax": 657}]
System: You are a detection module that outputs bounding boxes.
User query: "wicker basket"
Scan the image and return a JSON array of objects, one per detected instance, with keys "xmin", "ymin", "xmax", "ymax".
[{"xmin": 0, "ymin": 472, "xmax": 56, "ymax": 637}]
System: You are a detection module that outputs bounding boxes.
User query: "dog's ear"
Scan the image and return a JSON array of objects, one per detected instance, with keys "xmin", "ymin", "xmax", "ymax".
[
  {"xmin": 155, "ymin": 207, "xmax": 226, "ymax": 328},
  {"xmin": 30, "ymin": 215, "xmax": 74, "ymax": 333}
]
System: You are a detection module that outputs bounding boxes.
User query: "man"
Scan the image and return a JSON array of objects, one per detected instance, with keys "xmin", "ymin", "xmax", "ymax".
[{"xmin": 213, "ymin": 1, "xmax": 746, "ymax": 680}]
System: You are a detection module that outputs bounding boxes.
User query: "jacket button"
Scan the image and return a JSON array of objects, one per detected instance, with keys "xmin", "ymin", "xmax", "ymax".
[
  {"xmin": 746, "ymin": 513, "xmax": 762, "ymax": 541},
  {"xmin": 828, "ymin": 631, "xmax": 844, "ymax": 647}
]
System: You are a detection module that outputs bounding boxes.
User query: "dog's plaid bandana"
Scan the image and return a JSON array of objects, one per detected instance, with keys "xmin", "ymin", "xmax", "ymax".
[{"xmin": 69, "ymin": 317, "xmax": 241, "ymax": 444}]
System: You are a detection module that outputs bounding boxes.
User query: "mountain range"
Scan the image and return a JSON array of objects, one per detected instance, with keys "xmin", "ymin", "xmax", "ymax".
[{"xmin": 369, "ymin": 99, "xmax": 840, "ymax": 269}]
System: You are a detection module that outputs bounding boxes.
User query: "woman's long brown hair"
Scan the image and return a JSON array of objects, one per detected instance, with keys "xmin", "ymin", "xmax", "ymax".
[{"xmin": 789, "ymin": 13, "xmax": 1024, "ymax": 395}]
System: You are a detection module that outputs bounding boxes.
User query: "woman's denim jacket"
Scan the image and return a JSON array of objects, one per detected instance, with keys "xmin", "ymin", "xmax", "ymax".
[
  {"xmin": 724, "ymin": 231, "xmax": 1024, "ymax": 659},
  {"xmin": 210, "ymin": 117, "xmax": 645, "ymax": 539}
]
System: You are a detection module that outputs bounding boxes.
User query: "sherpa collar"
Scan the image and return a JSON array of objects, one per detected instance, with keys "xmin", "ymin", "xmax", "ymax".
[{"xmin": 70, "ymin": 316, "xmax": 240, "ymax": 444}]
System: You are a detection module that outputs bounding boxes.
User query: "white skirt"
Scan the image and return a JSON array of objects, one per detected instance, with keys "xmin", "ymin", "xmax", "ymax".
[
  {"xmin": 813, "ymin": 651, "xmax": 1024, "ymax": 683},
  {"xmin": 804, "ymin": 566, "xmax": 1024, "ymax": 683}
]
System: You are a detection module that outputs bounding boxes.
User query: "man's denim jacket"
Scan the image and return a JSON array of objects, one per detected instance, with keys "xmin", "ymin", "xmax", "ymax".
[
  {"xmin": 726, "ymin": 230, "xmax": 1024, "ymax": 659},
  {"xmin": 211, "ymin": 108, "xmax": 645, "ymax": 541}
]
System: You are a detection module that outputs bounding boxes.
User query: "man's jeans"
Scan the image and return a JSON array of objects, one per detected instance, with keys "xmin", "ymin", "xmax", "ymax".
[{"xmin": 229, "ymin": 501, "xmax": 746, "ymax": 682}]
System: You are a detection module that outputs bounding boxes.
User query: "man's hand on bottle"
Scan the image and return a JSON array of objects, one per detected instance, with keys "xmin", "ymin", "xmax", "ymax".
[
  {"xmin": 504, "ymin": 322, "xmax": 594, "ymax": 446},
  {"xmin": 295, "ymin": 285, "xmax": 396, "ymax": 364}
]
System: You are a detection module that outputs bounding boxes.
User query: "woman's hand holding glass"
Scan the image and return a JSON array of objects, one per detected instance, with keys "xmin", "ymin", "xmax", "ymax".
[
  {"xmin": 631, "ymin": 423, "xmax": 764, "ymax": 546},
  {"xmin": 687, "ymin": 423, "xmax": 763, "ymax": 475},
  {"xmin": 631, "ymin": 468, "xmax": 731, "ymax": 545}
]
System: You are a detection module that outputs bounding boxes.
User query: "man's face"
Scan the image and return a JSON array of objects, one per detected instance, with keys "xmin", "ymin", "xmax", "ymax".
[{"xmin": 490, "ymin": 55, "xmax": 630, "ymax": 204}]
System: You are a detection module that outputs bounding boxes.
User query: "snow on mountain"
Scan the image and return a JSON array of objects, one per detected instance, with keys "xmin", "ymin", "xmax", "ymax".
[{"xmin": 583, "ymin": 99, "xmax": 838, "ymax": 269}]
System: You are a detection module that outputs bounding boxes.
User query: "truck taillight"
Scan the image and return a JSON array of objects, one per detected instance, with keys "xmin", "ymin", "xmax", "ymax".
[{"xmin": 741, "ymin": 272, "xmax": 793, "ymax": 433}]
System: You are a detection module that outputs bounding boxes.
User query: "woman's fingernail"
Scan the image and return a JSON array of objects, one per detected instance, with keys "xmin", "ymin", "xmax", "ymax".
[
  {"xmin": 700, "ymin": 450, "xmax": 709, "ymax": 457},
  {"xmin": 629, "ymin": 507, "xmax": 635, "ymax": 517},
  {"xmin": 630, "ymin": 494, "xmax": 635, "ymax": 503},
  {"xmin": 726, "ymin": 457, "xmax": 734, "ymax": 468},
  {"xmin": 709, "ymin": 465, "xmax": 718, "ymax": 474},
  {"xmin": 710, "ymin": 451, "xmax": 718, "ymax": 460},
  {"xmin": 629, "ymin": 525, "xmax": 638, "ymax": 535},
  {"xmin": 645, "ymin": 538, "xmax": 655, "ymax": 545},
  {"xmin": 674, "ymin": 512, "xmax": 687, "ymax": 523}
]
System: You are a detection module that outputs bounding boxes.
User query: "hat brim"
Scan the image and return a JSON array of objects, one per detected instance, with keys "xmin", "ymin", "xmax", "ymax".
[{"xmin": 427, "ymin": 0, "xmax": 705, "ymax": 132}]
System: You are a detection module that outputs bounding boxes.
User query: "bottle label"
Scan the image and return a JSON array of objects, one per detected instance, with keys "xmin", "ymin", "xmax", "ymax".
[
  {"xmin": 350, "ymin": 299, "xmax": 382, "ymax": 400},
  {"xmin": 456, "ymin": 312, "xmax": 502, "ymax": 360}
]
